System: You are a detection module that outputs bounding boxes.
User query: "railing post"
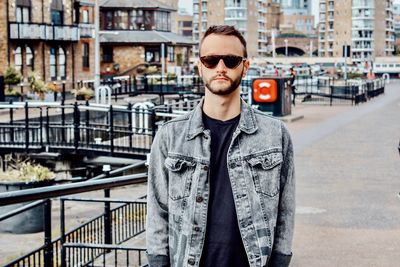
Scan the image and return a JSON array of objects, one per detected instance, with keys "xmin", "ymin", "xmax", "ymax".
[
  {"xmin": 60, "ymin": 199, "xmax": 66, "ymax": 267},
  {"xmin": 43, "ymin": 199, "xmax": 53, "ymax": 267},
  {"xmin": 25, "ymin": 101, "xmax": 29, "ymax": 152},
  {"xmin": 151, "ymin": 108, "xmax": 157, "ymax": 140},
  {"xmin": 109, "ymin": 105, "xmax": 114, "ymax": 156},
  {"xmin": 85, "ymin": 101, "xmax": 90, "ymax": 148},
  {"xmin": 103, "ymin": 165, "xmax": 112, "ymax": 247},
  {"xmin": 62, "ymin": 82, "xmax": 66, "ymax": 102},
  {"xmin": 73, "ymin": 102, "xmax": 80, "ymax": 151},
  {"xmin": 46, "ymin": 107, "xmax": 50, "ymax": 145},
  {"xmin": 9, "ymin": 106, "xmax": 14, "ymax": 143},
  {"xmin": 128, "ymin": 103, "xmax": 133, "ymax": 149}
]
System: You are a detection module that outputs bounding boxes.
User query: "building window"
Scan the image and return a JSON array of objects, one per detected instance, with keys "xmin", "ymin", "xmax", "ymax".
[
  {"xmin": 50, "ymin": 47, "xmax": 57, "ymax": 80},
  {"xmin": 26, "ymin": 46, "xmax": 34, "ymax": 72},
  {"xmin": 58, "ymin": 47, "xmax": 66, "ymax": 79},
  {"xmin": 129, "ymin": 9, "xmax": 143, "ymax": 30},
  {"xmin": 50, "ymin": 46, "xmax": 66, "ymax": 80},
  {"xmin": 14, "ymin": 46, "xmax": 22, "ymax": 72},
  {"xmin": 82, "ymin": 43, "xmax": 90, "ymax": 69},
  {"xmin": 16, "ymin": 6, "xmax": 30, "ymax": 23},
  {"xmin": 82, "ymin": 9, "xmax": 89, "ymax": 23},
  {"xmin": 168, "ymin": 46, "xmax": 174, "ymax": 62},
  {"xmin": 51, "ymin": 0, "xmax": 64, "ymax": 25},
  {"xmin": 104, "ymin": 11, "xmax": 113, "ymax": 29},
  {"xmin": 145, "ymin": 47, "xmax": 160, "ymax": 63},
  {"xmin": 102, "ymin": 46, "xmax": 113, "ymax": 63}
]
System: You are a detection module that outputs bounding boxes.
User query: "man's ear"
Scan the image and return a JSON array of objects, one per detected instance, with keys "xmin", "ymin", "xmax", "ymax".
[{"xmin": 242, "ymin": 60, "xmax": 250, "ymax": 77}]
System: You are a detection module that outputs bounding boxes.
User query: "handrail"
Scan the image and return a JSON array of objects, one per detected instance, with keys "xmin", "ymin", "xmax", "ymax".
[
  {"xmin": 91, "ymin": 161, "xmax": 146, "ymax": 180},
  {"xmin": 0, "ymin": 199, "xmax": 47, "ymax": 221},
  {"xmin": 0, "ymin": 173, "xmax": 147, "ymax": 206}
]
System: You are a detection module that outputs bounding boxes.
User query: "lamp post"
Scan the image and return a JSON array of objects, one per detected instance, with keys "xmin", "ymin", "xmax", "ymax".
[{"xmin": 284, "ymin": 39, "xmax": 288, "ymax": 57}]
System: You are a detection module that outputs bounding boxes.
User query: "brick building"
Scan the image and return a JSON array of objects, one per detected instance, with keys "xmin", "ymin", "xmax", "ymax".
[
  {"xmin": 99, "ymin": 0, "xmax": 194, "ymax": 75},
  {"xmin": 0, "ymin": 0, "xmax": 96, "ymax": 85}
]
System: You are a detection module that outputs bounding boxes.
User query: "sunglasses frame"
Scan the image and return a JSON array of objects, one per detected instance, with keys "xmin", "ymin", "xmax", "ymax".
[{"xmin": 199, "ymin": 55, "xmax": 247, "ymax": 69}]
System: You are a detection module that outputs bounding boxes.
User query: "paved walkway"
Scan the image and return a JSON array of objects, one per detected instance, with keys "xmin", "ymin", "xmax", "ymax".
[
  {"xmin": 288, "ymin": 81, "xmax": 400, "ymax": 266},
  {"xmin": 1, "ymin": 81, "xmax": 399, "ymax": 266}
]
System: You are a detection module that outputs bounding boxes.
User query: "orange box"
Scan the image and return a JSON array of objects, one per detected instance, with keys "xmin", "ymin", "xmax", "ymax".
[{"xmin": 252, "ymin": 79, "xmax": 278, "ymax": 103}]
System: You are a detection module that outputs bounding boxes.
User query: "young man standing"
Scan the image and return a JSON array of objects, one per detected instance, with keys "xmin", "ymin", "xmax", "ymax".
[{"xmin": 147, "ymin": 25, "xmax": 295, "ymax": 267}]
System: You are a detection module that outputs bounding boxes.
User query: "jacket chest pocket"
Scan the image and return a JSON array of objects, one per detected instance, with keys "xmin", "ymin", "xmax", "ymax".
[
  {"xmin": 247, "ymin": 152, "xmax": 282, "ymax": 197},
  {"xmin": 165, "ymin": 157, "xmax": 196, "ymax": 200}
]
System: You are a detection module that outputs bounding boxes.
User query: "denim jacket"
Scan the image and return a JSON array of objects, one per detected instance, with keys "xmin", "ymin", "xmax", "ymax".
[{"xmin": 146, "ymin": 99, "xmax": 295, "ymax": 267}]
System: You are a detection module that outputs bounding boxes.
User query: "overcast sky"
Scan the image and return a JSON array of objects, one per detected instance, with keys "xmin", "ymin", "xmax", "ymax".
[{"xmin": 179, "ymin": 0, "xmax": 321, "ymax": 26}]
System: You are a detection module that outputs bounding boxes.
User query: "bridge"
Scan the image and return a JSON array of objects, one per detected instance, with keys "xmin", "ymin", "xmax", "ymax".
[{"xmin": 274, "ymin": 35, "xmax": 318, "ymax": 56}]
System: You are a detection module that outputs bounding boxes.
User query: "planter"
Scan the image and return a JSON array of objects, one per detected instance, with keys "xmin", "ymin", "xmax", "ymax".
[
  {"xmin": 4, "ymin": 95, "xmax": 20, "ymax": 103},
  {"xmin": 0, "ymin": 180, "xmax": 55, "ymax": 234}
]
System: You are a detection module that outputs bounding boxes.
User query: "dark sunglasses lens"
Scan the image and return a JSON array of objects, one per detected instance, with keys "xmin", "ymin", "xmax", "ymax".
[
  {"xmin": 223, "ymin": 56, "xmax": 242, "ymax": 68},
  {"xmin": 201, "ymin": 56, "xmax": 220, "ymax": 68}
]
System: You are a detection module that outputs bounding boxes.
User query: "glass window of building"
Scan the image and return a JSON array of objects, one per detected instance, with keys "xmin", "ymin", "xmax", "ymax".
[
  {"xmin": 51, "ymin": 0, "xmax": 64, "ymax": 25},
  {"xmin": 26, "ymin": 46, "xmax": 34, "ymax": 72},
  {"xmin": 14, "ymin": 46, "xmax": 22, "ymax": 72},
  {"xmin": 102, "ymin": 47, "xmax": 113, "ymax": 62},
  {"xmin": 168, "ymin": 46, "xmax": 174, "ymax": 62},
  {"xmin": 82, "ymin": 9, "xmax": 89, "ymax": 23},
  {"xmin": 50, "ymin": 47, "xmax": 57, "ymax": 80},
  {"xmin": 58, "ymin": 47, "xmax": 66, "ymax": 80},
  {"xmin": 82, "ymin": 43, "xmax": 90, "ymax": 69}
]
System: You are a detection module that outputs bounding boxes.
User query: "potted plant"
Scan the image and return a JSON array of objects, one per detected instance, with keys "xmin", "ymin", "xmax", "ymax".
[
  {"xmin": 4, "ymin": 87, "xmax": 22, "ymax": 102},
  {"xmin": 4, "ymin": 66, "xmax": 23, "ymax": 102},
  {"xmin": 72, "ymin": 86, "xmax": 94, "ymax": 100},
  {"xmin": 0, "ymin": 155, "xmax": 55, "ymax": 234},
  {"xmin": 28, "ymin": 71, "xmax": 47, "ymax": 100},
  {"xmin": 45, "ymin": 82, "xmax": 61, "ymax": 101}
]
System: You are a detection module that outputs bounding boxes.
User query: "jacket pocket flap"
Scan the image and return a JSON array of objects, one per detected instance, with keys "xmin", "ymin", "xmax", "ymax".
[
  {"xmin": 165, "ymin": 157, "xmax": 195, "ymax": 172},
  {"xmin": 247, "ymin": 152, "xmax": 282, "ymax": 170}
]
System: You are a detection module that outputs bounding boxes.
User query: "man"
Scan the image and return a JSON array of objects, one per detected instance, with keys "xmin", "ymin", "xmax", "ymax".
[
  {"xmin": 147, "ymin": 25, "xmax": 295, "ymax": 267},
  {"xmin": 289, "ymin": 67, "xmax": 297, "ymax": 106}
]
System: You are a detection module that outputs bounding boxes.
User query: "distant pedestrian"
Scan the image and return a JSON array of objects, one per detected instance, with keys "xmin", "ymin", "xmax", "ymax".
[
  {"xmin": 290, "ymin": 67, "xmax": 297, "ymax": 106},
  {"xmin": 367, "ymin": 69, "xmax": 375, "ymax": 80}
]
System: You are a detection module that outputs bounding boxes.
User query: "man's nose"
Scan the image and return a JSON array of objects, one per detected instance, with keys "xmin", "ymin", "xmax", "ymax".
[{"xmin": 215, "ymin": 59, "xmax": 227, "ymax": 72}]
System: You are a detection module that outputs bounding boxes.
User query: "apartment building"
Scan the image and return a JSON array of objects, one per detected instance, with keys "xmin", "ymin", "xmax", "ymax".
[
  {"xmin": 279, "ymin": 0, "xmax": 310, "ymax": 15},
  {"xmin": 176, "ymin": 9, "xmax": 193, "ymax": 38},
  {"xmin": 318, "ymin": 0, "xmax": 395, "ymax": 64},
  {"xmin": 192, "ymin": 0, "xmax": 270, "ymax": 58},
  {"xmin": 0, "ymin": 0, "xmax": 95, "ymax": 83},
  {"xmin": 99, "ymin": 0, "xmax": 193, "ymax": 74}
]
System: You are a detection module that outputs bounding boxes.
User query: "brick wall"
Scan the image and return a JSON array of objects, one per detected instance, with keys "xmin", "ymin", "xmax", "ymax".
[{"xmin": 0, "ymin": 0, "xmax": 8, "ymax": 75}]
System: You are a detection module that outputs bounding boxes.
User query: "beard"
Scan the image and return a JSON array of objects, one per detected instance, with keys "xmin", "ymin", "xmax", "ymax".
[{"xmin": 203, "ymin": 67, "xmax": 244, "ymax": 96}]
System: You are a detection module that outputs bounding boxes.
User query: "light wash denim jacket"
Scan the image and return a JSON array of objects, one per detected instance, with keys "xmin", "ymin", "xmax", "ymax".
[{"xmin": 146, "ymin": 99, "xmax": 295, "ymax": 267}]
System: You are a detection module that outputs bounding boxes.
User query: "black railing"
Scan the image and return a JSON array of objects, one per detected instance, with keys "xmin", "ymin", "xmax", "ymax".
[
  {"xmin": 0, "ymin": 172, "xmax": 148, "ymax": 267},
  {"xmin": 294, "ymin": 76, "xmax": 386, "ymax": 105},
  {"xmin": 0, "ymin": 102, "xmax": 156, "ymax": 158}
]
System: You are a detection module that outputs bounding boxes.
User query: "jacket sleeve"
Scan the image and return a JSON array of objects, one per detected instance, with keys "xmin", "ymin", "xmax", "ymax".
[
  {"xmin": 146, "ymin": 125, "xmax": 170, "ymax": 267},
  {"xmin": 269, "ymin": 123, "xmax": 295, "ymax": 267}
]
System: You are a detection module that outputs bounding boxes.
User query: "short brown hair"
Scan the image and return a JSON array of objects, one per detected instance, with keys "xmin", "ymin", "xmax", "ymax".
[{"xmin": 199, "ymin": 25, "xmax": 247, "ymax": 58}]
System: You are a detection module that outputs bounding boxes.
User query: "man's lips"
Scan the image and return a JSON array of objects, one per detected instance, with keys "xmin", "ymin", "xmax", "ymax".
[{"xmin": 213, "ymin": 76, "xmax": 230, "ymax": 81}]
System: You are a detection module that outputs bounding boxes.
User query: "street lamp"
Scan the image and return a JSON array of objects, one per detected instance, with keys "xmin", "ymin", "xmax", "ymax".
[{"xmin": 284, "ymin": 39, "xmax": 288, "ymax": 57}]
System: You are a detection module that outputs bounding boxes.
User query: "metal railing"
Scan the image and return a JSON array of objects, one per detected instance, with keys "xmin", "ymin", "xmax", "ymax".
[
  {"xmin": 0, "ymin": 102, "xmax": 156, "ymax": 158},
  {"xmin": 0, "ymin": 171, "xmax": 148, "ymax": 267}
]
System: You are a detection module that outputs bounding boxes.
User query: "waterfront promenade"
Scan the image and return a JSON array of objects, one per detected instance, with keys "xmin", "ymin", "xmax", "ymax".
[{"xmin": 0, "ymin": 80, "xmax": 399, "ymax": 266}]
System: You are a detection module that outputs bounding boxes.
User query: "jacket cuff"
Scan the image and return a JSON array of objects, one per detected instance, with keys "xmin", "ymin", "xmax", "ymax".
[
  {"xmin": 147, "ymin": 254, "xmax": 169, "ymax": 267},
  {"xmin": 268, "ymin": 251, "xmax": 292, "ymax": 267}
]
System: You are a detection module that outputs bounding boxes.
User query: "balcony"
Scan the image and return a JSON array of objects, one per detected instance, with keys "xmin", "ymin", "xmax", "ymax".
[
  {"xmin": 79, "ymin": 24, "xmax": 94, "ymax": 38},
  {"xmin": 9, "ymin": 22, "xmax": 80, "ymax": 41}
]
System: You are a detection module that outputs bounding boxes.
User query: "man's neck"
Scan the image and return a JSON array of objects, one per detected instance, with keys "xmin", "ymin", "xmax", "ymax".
[{"xmin": 202, "ymin": 90, "xmax": 241, "ymax": 121}]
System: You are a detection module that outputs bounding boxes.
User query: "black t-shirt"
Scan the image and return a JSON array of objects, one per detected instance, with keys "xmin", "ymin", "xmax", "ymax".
[{"xmin": 199, "ymin": 112, "xmax": 249, "ymax": 267}]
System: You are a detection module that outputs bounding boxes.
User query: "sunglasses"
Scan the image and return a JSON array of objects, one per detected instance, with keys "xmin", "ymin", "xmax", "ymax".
[{"xmin": 200, "ymin": 55, "xmax": 246, "ymax": 69}]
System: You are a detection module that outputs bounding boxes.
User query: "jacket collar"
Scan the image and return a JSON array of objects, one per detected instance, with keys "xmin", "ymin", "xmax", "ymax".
[{"xmin": 186, "ymin": 98, "xmax": 258, "ymax": 140}]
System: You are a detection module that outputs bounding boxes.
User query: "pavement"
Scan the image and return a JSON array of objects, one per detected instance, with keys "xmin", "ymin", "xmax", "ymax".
[{"xmin": 1, "ymin": 81, "xmax": 400, "ymax": 266}]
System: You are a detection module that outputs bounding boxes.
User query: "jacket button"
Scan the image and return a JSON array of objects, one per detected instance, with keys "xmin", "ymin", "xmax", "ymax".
[
  {"xmin": 194, "ymin": 226, "xmax": 200, "ymax": 232},
  {"xmin": 188, "ymin": 258, "xmax": 196, "ymax": 265},
  {"xmin": 196, "ymin": 196, "xmax": 204, "ymax": 203},
  {"xmin": 203, "ymin": 165, "xmax": 209, "ymax": 171}
]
